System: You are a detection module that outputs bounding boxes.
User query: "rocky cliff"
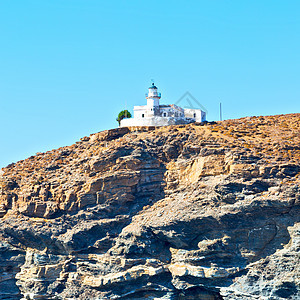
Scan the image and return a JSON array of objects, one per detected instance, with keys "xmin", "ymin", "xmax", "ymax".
[{"xmin": 0, "ymin": 114, "xmax": 299, "ymax": 299}]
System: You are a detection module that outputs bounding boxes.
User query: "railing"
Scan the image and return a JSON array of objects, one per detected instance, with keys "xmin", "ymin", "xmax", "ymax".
[{"xmin": 145, "ymin": 92, "xmax": 161, "ymax": 98}]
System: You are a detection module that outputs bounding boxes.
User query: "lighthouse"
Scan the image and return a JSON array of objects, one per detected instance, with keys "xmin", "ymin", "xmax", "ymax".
[
  {"xmin": 146, "ymin": 83, "xmax": 161, "ymax": 117},
  {"xmin": 119, "ymin": 82, "xmax": 207, "ymax": 127}
]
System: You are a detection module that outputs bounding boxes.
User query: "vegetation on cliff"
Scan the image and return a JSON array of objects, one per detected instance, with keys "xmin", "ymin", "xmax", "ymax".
[{"xmin": 116, "ymin": 110, "xmax": 132, "ymax": 125}]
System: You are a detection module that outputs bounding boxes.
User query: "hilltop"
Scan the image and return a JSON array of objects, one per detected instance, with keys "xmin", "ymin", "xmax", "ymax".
[{"xmin": 0, "ymin": 114, "xmax": 299, "ymax": 299}]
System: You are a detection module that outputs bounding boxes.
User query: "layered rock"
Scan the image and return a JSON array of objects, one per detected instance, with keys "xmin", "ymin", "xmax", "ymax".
[{"xmin": 0, "ymin": 114, "xmax": 299, "ymax": 299}]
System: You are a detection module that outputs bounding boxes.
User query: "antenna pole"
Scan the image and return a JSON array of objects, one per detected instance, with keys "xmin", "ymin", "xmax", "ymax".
[{"xmin": 220, "ymin": 102, "xmax": 222, "ymax": 121}]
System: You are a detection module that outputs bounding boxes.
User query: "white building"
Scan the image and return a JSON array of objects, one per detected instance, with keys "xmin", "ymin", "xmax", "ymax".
[{"xmin": 120, "ymin": 83, "xmax": 206, "ymax": 127}]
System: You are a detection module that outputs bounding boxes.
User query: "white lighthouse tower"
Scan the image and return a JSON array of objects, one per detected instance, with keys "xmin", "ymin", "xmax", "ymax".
[{"xmin": 146, "ymin": 83, "xmax": 161, "ymax": 117}]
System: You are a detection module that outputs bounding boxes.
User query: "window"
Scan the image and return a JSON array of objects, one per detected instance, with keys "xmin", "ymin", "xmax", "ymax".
[
  {"xmin": 175, "ymin": 112, "xmax": 178, "ymax": 117},
  {"xmin": 163, "ymin": 112, "xmax": 167, "ymax": 117},
  {"xmin": 142, "ymin": 114, "xmax": 144, "ymax": 118},
  {"xmin": 193, "ymin": 113, "xmax": 196, "ymax": 118}
]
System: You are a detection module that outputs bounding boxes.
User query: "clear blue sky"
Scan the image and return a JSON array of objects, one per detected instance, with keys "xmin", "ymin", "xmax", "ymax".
[{"xmin": 1, "ymin": 0, "xmax": 299, "ymax": 168}]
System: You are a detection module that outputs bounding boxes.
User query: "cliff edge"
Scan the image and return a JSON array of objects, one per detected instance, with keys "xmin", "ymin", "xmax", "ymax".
[{"xmin": 0, "ymin": 114, "xmax": 299, "ymax": 299}]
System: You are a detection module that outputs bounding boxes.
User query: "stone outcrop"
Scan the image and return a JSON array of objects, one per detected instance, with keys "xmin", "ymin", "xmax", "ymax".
[{"xmin": 0, "ymin": 114, "xmax": 299, "ymax": 299}]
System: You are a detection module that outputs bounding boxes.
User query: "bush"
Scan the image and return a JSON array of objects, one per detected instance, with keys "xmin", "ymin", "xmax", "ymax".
[{"xmin": 117, "ymin": 110, "xmax": 132, "ymax": 125}]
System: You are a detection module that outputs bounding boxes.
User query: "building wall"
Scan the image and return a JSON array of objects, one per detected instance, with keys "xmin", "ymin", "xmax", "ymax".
[
  {"xmin": 133, "ymin": 105, "xmax": 147, "ymax": 118},
  {"xmin": 159, "ymin": 105, "xmax": 184, "ymax": 118},
  {"xmin": 127, "ymin": 104, "xmax": 206, "ymax": 127},
  {"xmin": 134, "ymin": 105, "xmax": 187, "ymax": 118},
  {"xmin": 120, "ymin": 116, "xmax": 194, "ymax": 127},
  {"xmin": 184, "ymin": 108, "xmax": 206, "ymax": 122}
]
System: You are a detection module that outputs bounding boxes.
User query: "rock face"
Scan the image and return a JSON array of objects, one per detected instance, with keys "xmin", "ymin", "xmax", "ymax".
[{"xmin": 0, "ymin": 114, "xmax": 299, "ymax": 299}]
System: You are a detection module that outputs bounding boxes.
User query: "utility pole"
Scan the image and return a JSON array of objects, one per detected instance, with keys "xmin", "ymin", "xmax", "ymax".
[{"xmin": 220, "ymin": 102, "xmax": 222, "ymax": 121}]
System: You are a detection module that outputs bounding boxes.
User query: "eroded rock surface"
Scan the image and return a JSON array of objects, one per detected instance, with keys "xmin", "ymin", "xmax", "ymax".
[{"xmin": 0, "ymin": 114, "xmax": 299, "ymax": 299}]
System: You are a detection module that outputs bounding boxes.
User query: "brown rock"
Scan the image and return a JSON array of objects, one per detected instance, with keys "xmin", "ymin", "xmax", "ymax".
[{"xmin": 0, "ymin": 114, "xmax": 299, "ymax": 299}]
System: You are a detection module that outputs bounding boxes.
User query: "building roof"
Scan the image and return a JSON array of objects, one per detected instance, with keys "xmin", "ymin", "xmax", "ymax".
[
  {"xmin": 160, "ymin": 104, "xmax": 184, "ymax": 111},
  {"xmin": 149, "ymin": 83, "xmax": 157, "ymax": 89}
]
